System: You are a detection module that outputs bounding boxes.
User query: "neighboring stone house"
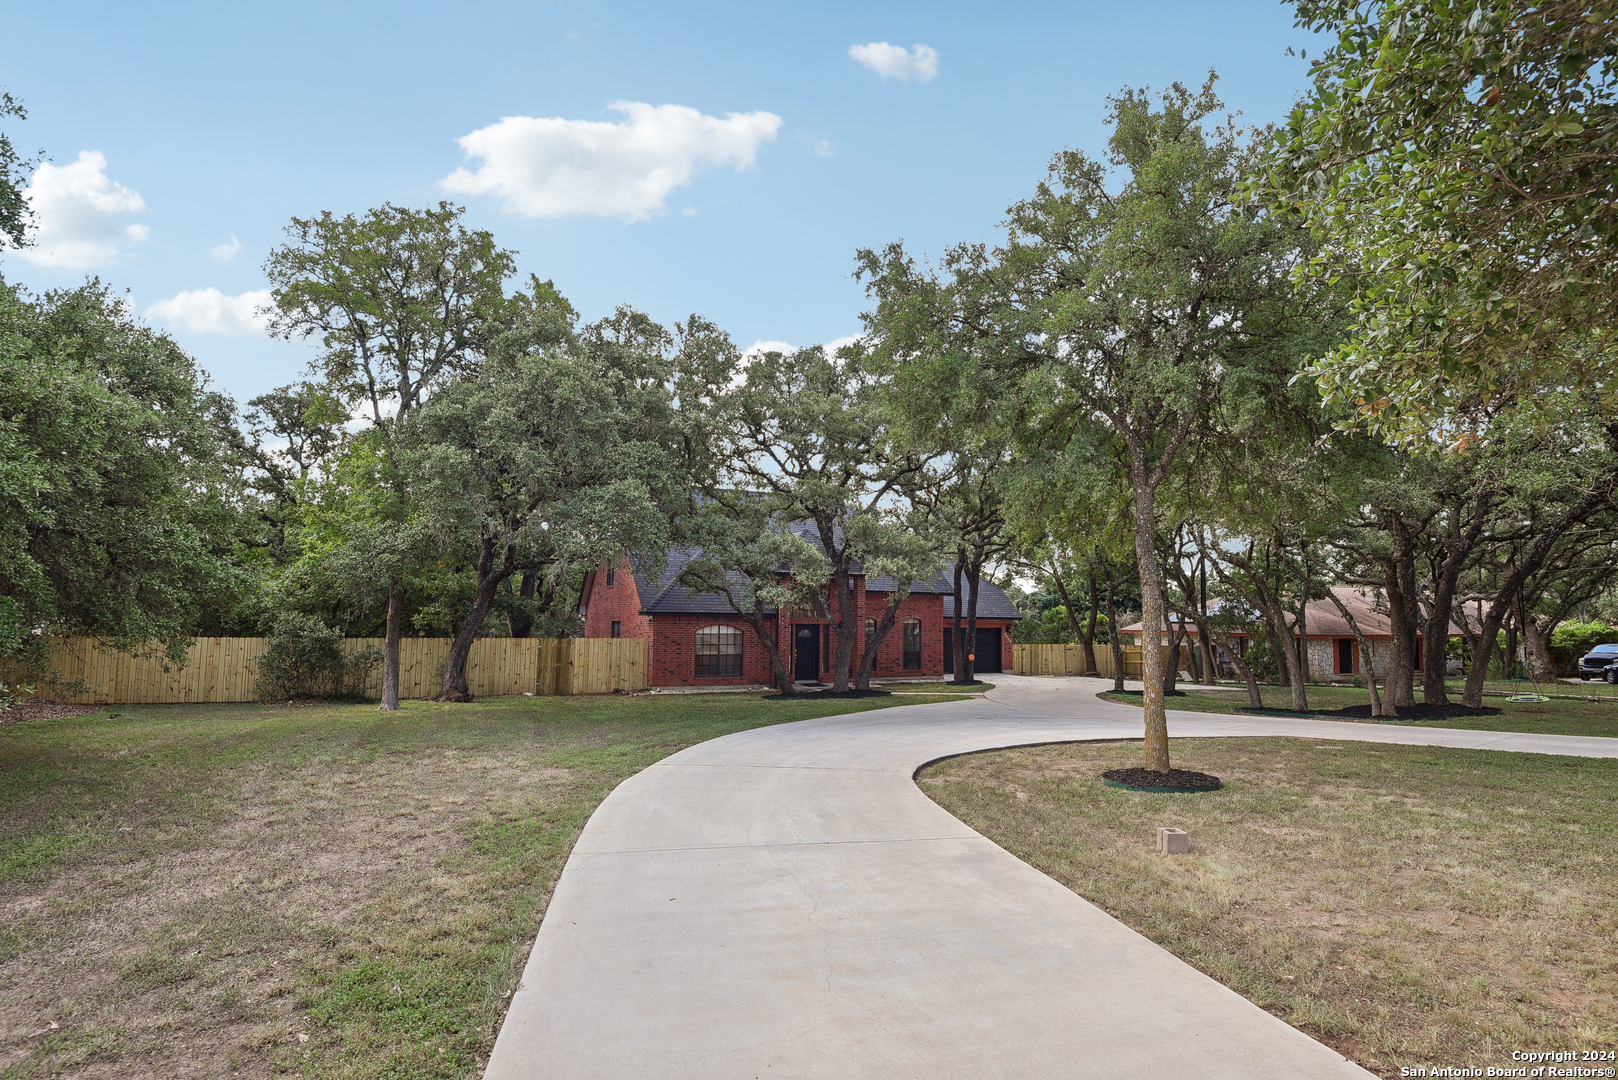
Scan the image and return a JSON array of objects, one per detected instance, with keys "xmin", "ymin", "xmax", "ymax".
[
  {"xmin": 1122, "ymin": 586, "xmax": 1459, "ymax": 682},
  {"xmin": 579, "ymin": 544, "xmax": 1021, "ymax": 689}
]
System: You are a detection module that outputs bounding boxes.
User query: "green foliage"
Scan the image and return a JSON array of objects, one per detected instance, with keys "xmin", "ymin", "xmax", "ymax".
[
  {"xmin": 0, "ymin": 678, "xmax": 33, "ymax": 711},
  {"xmin": 0, "ymin": 277, "xmax": 247, "ymax": 662},
  {"xmin": 1266, "ymin": 0, "xmax": 1618, "ymax": 441},
  {"xmin": 0, "ymin": 89, "xmax": 40, "ymax": 249},
  {"xmin": 1014, "ymin": 605, "xmax": 1113, "ymax": 646},
  {"xmin": 254, "ymin": 613, "xmax": 380, "ymax": 700},
  {"xmin": 263, "ymin": 202, "xmax": 517, "ymax": 426},
  {"xmin": 1549, "ymin": 620, "xmax": 1618, "ymax": 657}
]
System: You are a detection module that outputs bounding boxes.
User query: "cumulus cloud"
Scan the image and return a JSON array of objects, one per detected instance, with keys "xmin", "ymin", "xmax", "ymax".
[
  {"xmin": 210, "ymin": 233, "xmax": 242, "ymax": 261},
  {"xmin": 440, "ymin": 101, "xmax": 784, "ymax": 221},
  {"xmin": 147, "ymin": 288, "xmax": 272, "ymax": 336},
  {"xmin": 12, "ymin": 151, "xmax": 148, "ymax": 268},
  {"xmin": 848, "ymin": 42, "xmax": 940, "ymax": 82},
  {"xmin": 742, "ymin": 339, "xmax": 796, "ymax": 360}
]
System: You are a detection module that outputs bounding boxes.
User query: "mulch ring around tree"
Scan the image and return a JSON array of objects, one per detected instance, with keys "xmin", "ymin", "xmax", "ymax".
[{"xmin": 1102, "ymin": 767, "xmax": 1223, "ymax": 793}]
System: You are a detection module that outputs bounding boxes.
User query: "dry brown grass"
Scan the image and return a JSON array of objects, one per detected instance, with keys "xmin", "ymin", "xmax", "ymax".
[
  {"xmin": 0, "ymin": 691, "xmax": 954, "ymax": 1079},
  {"xmin": 918, "ymin": 738, "xmax": 1618, "ymax": 1079}
]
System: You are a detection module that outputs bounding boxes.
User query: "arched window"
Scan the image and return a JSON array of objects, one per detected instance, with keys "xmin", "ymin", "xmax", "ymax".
[
  {"xmin": 902, "ymin": 619, "xmax": 922, "ymax": 670},
  {"xmin": 695, "ymin": 624, "xmax": 743, "ymax": 677}
]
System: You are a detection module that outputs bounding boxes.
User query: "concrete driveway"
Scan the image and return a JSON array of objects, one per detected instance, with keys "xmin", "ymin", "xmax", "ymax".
[{"xmin": 484, "ymin": 675, "xmax": 1617, "ymax": 1079}]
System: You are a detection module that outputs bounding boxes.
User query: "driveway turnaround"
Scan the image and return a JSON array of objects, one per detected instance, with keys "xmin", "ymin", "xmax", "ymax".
[{"xmin": 484, "ymin": 676, "xmax": 1617, "ymax": 1079}]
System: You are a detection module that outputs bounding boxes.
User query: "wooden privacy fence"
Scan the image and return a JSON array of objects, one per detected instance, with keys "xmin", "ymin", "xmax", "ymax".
[
  {"xmin": 8, "ymin": 636, "xmax": 647, "ymax": 705},
  {"xmin": 1013, "ymin": 643, "xmax": 1191, "ymax": 680}
]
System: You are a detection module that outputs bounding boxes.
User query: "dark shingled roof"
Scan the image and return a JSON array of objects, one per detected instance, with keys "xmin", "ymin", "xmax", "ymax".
[
  {"xmin": 626, "ymin": 546, "xmax": 1022, "ymax": 619},
  {"xmin": 628, "ymin": 547, "xmax": 779, "ymax": 617}
]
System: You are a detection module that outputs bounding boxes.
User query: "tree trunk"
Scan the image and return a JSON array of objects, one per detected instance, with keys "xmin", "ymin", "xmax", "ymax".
[
  {"xmin": 1126, "ymin": 453, "xmax": 1170, "ymax": 773},
  {"xmin": 854, "ymin": 594, "xmax": 904, "ymax": 689},
  {"xmin": 1461, "ymin": 460, "xmax": 1618, "ymax": 706},
  {"xmin": 1207, "ymin": 544, "xmax": 1307, "ymax": 710},
  {"xmin": 950, "ymin": 557, "xmax": 969, "ymax": 685},
  {"xmin": 1425, "ymin": 492, "xmax": 1490, "ymax": 705},
  {"xmin": 963, "ymin": 546, "xmax": 984, "ymax": 685},
  {"xmin": 830, "ymin": 569, "xmax": 856, "ymax": 692},
  {"xmin": 1394, "ymin": 547, "xmax": 1421, "ymax": 706},
  {"xmin": 439, "ymin": 539, "xmax": 516, "ymax": 702},
  {"xmin": 1383, "ymin": 554, "xmax": 1417, "ymax": 709},
  {"xmin": 507, "ymin": 570, "xmax": 537, "ymax": 638},
  {"xmin": 1296, "ymin": 553, "xmax": 1310, "ymax": 697},
  {"xmin": 1504, "ymin": 602, "xmax": 1521, "ymax": 681},
  {"xmin": 1209, "ymin": 627, "xmax": 1263, "ymax": 707},
  {"xmin": 1162, "ymin": 619, "xmax": 1185, "ymax": 696},
  {"xmin": 1326, "ymin": 588, "xmax": 1392, "ymax": 718},
  {"xmin": 1523, "ymin": 613, "xmax": 1556, "ymax": 684},
  {"xmin": 749, "ymin": 605, "xmax": 795, "ymax": 695},
  {"xmin": 380, "ymin": 581, "xmax": 402, "ymax": 712},
  {"xmin": 1052, "ymin": 569, "xmax": 1100, "ymax": 676},
  {"xmin": 1196, "ymin": 561, "xmax": 1216, "ymax": 685},
  {"xmin": 1105, "ymin": 566, "xmax": 1126, "ymax": 692}
]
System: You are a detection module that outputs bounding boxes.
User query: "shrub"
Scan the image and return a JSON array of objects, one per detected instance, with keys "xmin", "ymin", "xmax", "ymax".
[
  {"xmin": 1549, "ymin": 621, "xmax": 1618, "ymax": 659},
  {"xmin": 256, "ymin": 614, "xmax": 380, "ymax": 701}
]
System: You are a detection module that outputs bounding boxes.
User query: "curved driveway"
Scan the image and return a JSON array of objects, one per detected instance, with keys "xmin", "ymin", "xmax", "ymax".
[{"xmin": 485, "ymin": 675, "xmax": 1617, "ymax": 1079}]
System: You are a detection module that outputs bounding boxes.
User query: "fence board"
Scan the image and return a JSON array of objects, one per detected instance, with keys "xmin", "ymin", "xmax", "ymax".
[
  {"xmin": 7, "ymin": 636, "xmax": 648, "ymax": 704},
  {"xmin": 1013, "ymin": 643, "xmax": 1191, "ymax": 680}
]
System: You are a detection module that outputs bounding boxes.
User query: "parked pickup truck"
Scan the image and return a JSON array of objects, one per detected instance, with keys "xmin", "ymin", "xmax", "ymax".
[{"xmin": 1577, "ymin": 643, "xmax": 1618, "ymax": 681}]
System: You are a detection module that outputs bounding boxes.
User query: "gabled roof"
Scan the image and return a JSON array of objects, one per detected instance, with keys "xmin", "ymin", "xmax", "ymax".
[
  {"xmin": 865, "ymin": 572, "xmax": 1023, "ymax": 620},
  {"xmin": 629, "ymin": 546, "xmax": 779, "ymax": 617},
  {"xmin": 1121, "ymin": 586, "xmax": 1462, "ymax": 638},
  {"xmin": 614, "ymin": 544, "xmax": 1023, "ymax": 619}
]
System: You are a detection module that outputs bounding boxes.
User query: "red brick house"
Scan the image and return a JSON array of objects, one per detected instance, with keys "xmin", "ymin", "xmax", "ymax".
[{"xmin": 579, "ymin": 546, "xmax": 1021, "ymax": 688}]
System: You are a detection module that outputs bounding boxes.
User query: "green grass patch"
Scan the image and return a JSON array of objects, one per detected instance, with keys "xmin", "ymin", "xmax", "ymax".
[
  {"xmin": 920, "ymin": 738, "xmax": 1618, "ymax": 1079},
  {"xmin": 1100, "ymin": 683, "xmax": 1618, "ymax": 737},
  {"xmin": 0, "ymin": 690, "xmax": 955, "ymax": 1079}
]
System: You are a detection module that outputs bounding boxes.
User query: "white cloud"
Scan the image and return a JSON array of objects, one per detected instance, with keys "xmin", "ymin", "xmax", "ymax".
[
  {"xmin": 813, "ymin": 139, "xmax": 834, "ymax": 158},
  {"xmin": 147, "ymin": 288, "xmax": 272, "ymax": 336},
  {"xmin": 210, "ymin": 233, "xmax": 242, "ymax": 261},
  {"xmin": 11, "ymin": 151, "xmax": 148, "ymax": 268},
  {"xmin": 741, "ymin": 339, "xmax": 795, "ymax": 361},
  {"xmin": 848, "ymin": 42, "xmax": 940, "ymax": 82},
  {"xmin": 440, "ymin": 101, "xmax": 784, "ymax": 221}
]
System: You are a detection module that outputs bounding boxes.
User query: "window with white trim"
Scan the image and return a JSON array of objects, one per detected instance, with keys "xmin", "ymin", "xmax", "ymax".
[{"xmin": 903, "ymin": 619, "xmax": 921, "ymax": 670}]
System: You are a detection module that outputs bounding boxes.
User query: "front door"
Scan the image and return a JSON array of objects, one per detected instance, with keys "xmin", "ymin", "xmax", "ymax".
[
  {"xmin": 1337, "ymin": 638, "xmax": 1355, "ymax": 675},
  {"xmin": 794, "ymin": 625, "xmax": 820, "ymax": 681}
]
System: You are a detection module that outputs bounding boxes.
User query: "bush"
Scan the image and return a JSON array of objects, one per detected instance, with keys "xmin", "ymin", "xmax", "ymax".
[
  {"xmin": 256, "ymin": 614, "xmax": 381, "ymax": 701},
  {"xmin": 1549, "ymin": 621, "xmax": 1618, "ymax": 659}
]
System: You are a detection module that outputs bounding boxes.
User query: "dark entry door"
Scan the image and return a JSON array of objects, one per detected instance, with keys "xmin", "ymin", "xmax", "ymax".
[
  {"xmin": 794, "ymin": 625, "xmax": 819, "ymax": 681},
  {"xmin": 1337, "ymin": 638, "xmax": 1355, "ymax": 675}
]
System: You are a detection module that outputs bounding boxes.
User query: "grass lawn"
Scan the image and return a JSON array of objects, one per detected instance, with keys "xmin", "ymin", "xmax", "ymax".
[
  {"xmin": 918, "ymin": 738, "xmax": 1618, "ymax": 1080},
  {"xmin": 1099, "ymin": 682, "xmax": 1618, "ymax": 737},
  {"xmin": 0, "ymin": 690, "xmax": 956, "ymax": 1079}
]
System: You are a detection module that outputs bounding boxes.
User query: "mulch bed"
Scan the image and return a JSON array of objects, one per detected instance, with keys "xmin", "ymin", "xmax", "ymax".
[
  {"xmin": 1102, "ymin": 767, "xmax": 1222, "ymax": 790},
  {"xmin": 1322, "ymin": 702, "xmax": 1501, "ymax": 720},
  {"xmin": 1, "ymin": 699, "xmax": 103, "ymax": 724},
  {"xmin": 761, "ymin": 688, "xmax": 892, "ymax": 700}
]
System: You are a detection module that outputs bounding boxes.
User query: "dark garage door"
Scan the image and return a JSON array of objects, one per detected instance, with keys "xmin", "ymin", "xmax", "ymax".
[{"xmin": 943, "ymin": 627, "xmax": 1004, "ymax": 674}]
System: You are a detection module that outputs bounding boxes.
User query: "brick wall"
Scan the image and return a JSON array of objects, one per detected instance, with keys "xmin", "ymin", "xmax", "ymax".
[
  {"xmin": 580, "ymin": 558, "xmax": 651, "ymax": 641},
  {"xmin": 649, "ymin": 613, "xmax": 783, "ymax": 687}
]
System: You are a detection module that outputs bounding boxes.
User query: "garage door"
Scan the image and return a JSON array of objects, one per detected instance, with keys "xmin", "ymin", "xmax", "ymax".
[{"xmin": 943, "ymin": 627, "xmax": 1004, "ymax": 674}]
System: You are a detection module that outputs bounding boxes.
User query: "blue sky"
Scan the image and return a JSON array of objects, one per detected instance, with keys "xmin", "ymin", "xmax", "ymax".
[{"xmin": 1, "ymin": 1, "xmax": 1318, "ymax": 406}]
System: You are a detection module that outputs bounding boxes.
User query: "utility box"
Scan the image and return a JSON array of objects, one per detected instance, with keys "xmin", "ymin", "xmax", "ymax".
[{"xmin": 1157, "ymin": 827, "xmax": 1190, "ymax": 855}]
